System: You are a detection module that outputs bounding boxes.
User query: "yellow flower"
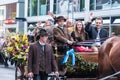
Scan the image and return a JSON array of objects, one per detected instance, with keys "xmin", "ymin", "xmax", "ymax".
[
  {"xmin": 4, "ymin": 33, "xmax": 29, "ymax": 64},
  {"xmin": 7, "ymin": 47, "xmax": 13, "ymax": 52},
  {"xmin": 22, "ymin": 34, "xmax": 28, "ymax": 42}
]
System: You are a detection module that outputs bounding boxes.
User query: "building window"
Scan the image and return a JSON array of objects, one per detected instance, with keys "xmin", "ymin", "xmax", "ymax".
[
  {"xmin": 53, "ymin": 0, "xmax": 84, "ymax": 14},
  {"xmin": 28, "ymin": 0, "xmax": 38, "ymax": 16},
  {"xmin": 79, "ymin": 0, "xmax": 85, "ymax": 11},
  {"xmin": 111, "ymin": 0, "xmax": 120, "ymax": 8},
  {"xmin": 90, "ymin": 0, "xmax": 95, "ymax": 10},
  {"xmin": 96, "ymin": 0, "xmax": 102, "ymax": 10},
  {"xmin": 53, "ymin": 0, "xmax": 57, "ymax": 14},
  {"xmin": 31, "ymin": 0, "xmax": 37, "ymax": 16},
  {"xmin": 90, "ymin": 0, "xmax": 120, "ymax": 10},
  {"xmin": 28, "ymin": 0, "xmax": 50, "ymax": 16},
  {"xmin": 39, "ymin": 0, "xmax": 50, "ymax": 15},
  {"xmin": 28, "ymin": 0, "xmax": 30, "ymax": 16}
]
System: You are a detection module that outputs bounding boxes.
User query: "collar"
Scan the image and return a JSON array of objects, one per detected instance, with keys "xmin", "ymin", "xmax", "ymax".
[
  {"xmin": 58, "ymin": 26, "xmax": 64, "ymax": 30},
  {"xmin": 39, "ymin": 41, "xmax": 45, "ymax": 46}
]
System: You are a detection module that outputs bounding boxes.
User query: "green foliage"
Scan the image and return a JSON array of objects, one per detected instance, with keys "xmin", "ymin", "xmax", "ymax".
[{"xmin": 65, "ymin": 53, "xmax": 98, "ymax": 74}]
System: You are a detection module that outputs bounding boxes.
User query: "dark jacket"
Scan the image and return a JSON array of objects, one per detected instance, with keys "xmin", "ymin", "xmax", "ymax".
[
  {"xmin": 85, "ymin": 22, "xmax": 108, "ymax": 40},
  {"xmin": 28, "ymin": 41, "xmax": 58, "ymax": 74},
  {"xmin": 71, "ymin": 31, "xmax": 89, "ymax": 42}
]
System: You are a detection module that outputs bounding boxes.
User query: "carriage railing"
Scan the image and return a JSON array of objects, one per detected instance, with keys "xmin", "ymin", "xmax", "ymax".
[{"xmin": 99, "ymin": 71, "xmax": 120, "ymax": 80}]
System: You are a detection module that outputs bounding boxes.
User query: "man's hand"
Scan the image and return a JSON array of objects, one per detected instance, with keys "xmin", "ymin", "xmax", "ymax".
[
  {"xmin": 36, "ymin": 21, "xmax": 41, "ymax": 27},
  {"xmin": 89, "ymin": 12, "xmax": 93, "ymax": 22},
  {"xmin": 55, "ymin": 71, "xmax": 59, "ymax": 77},
  {"xmin": 67, "ymin": 40, "xmax": 73, "ymax": 45},
  {"xmin": 28, "ymin": 72, "xmax": 34, "ymax": 78},
  {"xmin": 48, "ymin": 11, "xmax": 55, "ymax": 18}
]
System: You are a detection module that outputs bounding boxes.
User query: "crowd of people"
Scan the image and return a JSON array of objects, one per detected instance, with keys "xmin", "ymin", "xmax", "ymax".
[
  {"xmin": 26, "ymin": 12, "xmax": 108, "ymax": 80},
  {"xmin": 0, "ymin": 11, "xmax": 109, "ymax": 80}
]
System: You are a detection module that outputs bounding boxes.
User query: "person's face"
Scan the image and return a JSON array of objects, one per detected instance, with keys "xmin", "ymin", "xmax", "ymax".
[
  {"xmin": 57, "ymin": 20, "xmax": 65, "ymax": 27},
  {"xmin": 95, "ymin": 19, "xmax": 103, "ymax": 29},
  {"xmin": 40, "ymin": 36, "xmax": 48, "ymax": 43},
  {"xmin": 45, "ymin": 20, "xmax": 51, "ymax": 26},
  {"xmin": 76, "ymin": 22, "xmax": 83, "ymax": 31},
  {"xmin": 66, "ymin": 21, "xmax": 72, "ymax": 27}
]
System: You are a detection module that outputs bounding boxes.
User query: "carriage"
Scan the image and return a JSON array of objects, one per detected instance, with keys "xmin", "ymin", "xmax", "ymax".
[
  {"xmin": 13, "ymin": 36, "xmax": 120, "ymax": 80},
  {"xmin": 14, "ymin": 46, "xmax": 98, "ymax": 80}
]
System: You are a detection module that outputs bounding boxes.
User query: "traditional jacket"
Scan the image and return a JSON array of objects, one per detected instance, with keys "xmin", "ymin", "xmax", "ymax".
[{"xmin": 28, "ymin": 41, "xmax": 58, "ymax": 74}]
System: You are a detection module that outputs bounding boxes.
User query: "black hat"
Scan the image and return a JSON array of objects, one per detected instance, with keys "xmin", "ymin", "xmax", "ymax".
[
  {"xmin": 36, "ymin": 29, "xmax": 48, "ymax": 41},
  {"xmin": 39, "ymin": 29, "xmax": 48, "ymax": 37},
  {"xmin": 55, "ymin": 16, "xmax": 66, "ymax": 22}
]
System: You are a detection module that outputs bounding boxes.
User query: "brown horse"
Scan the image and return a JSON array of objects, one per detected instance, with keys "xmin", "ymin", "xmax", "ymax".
[{"xmin": 98, "ymin": 36, "xmax": 120, "ymax": 79}]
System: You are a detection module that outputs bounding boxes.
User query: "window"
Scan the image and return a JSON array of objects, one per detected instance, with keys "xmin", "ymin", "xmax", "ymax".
[
  {"xmin": 79, "ymin": 0, "xmax": 85, "ymax": 11},
  {"xmin": 28, "ymin": 0, "xmax": 30, "ymax": 16},
  {"xmin": 39, "ymin": 0, "xmax": 50, "ymax": 15},
  {"xmin": 53, "ymin": 0, "xmax": 57, "ymax": 14},
  {"xmin": 27, "ymin": 0, "xmax": 38, "ymax": 16},
  {"xmin": 53, "ymin": 0, "xmax": 84, "ymax": 14},
  {"xmin": 28, "ymin": 0, "xmax": 50, "ymax": 16},
  {"xmin": 90, "ymin": 0, "xmax": 120, "ymax": 10},
  {"xmin": 96, "ymin": 0, "xmax": 102, "ymax": 10},
  {"xmin": 58, "ymin": 0, "xmax": 69, "ymax": 14},
  {"xmin": 111, "ymin": 0, "xmax": 120, "ymax": 8},
  {"xmin": 31, "ymin": 0, "xmax": 37, "ymax": 16},
  {"xmin": 90, "ymin": 0, "xmax": 95, "ymax": 10}
]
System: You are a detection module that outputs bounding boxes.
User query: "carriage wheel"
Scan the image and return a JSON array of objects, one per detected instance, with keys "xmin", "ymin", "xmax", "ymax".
[
  {"xmin": 15, "ymin": 62, "xmax": 26, "ymax": 80},
  {"xmin": 15, "ymin": 64, "xmax": 17, "ymax": 80}
]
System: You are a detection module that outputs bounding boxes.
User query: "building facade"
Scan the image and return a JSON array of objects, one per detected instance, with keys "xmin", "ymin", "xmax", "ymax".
[
  {"xmin": 0, "ymin": 0, "xmax": 25, "ymax": 33},
  {"xmin": 25, "ymin": 0, "xmax": 120, "ymax": 36},
  {"xmin": 0, "ymin": 6, "xmax": 5, "ymax": 36},
  {"xmin": 0, "ymin": 0, "xmax": 120, "ymax": 36}
]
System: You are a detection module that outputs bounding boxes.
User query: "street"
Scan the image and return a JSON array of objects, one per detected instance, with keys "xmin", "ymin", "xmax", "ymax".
[{"xmin": 0, "ymin": 64, "xmax": 15, "ymax": 80}]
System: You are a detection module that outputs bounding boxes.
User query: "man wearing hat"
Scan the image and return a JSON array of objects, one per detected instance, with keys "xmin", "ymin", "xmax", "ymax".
[
  {"xmin": 53, "ymin": 16, "xmax": 73, "ymax": 71},
  {"xmin": 53, "ymin": 16, "xmax": 73, "ymax": 52},
  {"xmin": 28, "ymin": 29, "xmax": 59, "ymax": 80}
]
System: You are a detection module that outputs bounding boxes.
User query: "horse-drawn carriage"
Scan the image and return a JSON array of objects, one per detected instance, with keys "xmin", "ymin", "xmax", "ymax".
[
  {"xmin": 14, "ymin": 36, "xmax": 120, "ymax": 80},
  {"xmin": 14, "ymin": 46, "xmax": 98, "ymax": 80}
]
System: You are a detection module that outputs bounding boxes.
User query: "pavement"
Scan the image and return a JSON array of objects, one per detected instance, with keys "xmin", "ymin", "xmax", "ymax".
[{"xmin": 0, "ymin": 63, "xmax": 15, "ymax": 80}]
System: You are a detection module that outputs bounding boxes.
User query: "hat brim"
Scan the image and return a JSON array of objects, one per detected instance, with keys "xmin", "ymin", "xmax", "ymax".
[
  {"xmin": 40, "ymin": 33, "xmax": 48, "ymax": 37},
  {"xmin": 55, "ymin": 16, "xmax": 66, "ymax": 22}
]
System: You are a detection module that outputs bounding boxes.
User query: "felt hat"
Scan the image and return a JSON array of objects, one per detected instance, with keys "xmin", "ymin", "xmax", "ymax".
[
  {"xmin": 55, "ymin": 16, "xmax": 66, "ymax": 22},
  {"xmin": 39, "ymin": 29, "xmax": 48, "ymax": 37}
]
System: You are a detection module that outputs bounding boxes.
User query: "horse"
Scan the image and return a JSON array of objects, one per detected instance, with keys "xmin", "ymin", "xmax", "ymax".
[{"xmin": 98, "ymin": 36, "xmax": 120, "ymax": 79}]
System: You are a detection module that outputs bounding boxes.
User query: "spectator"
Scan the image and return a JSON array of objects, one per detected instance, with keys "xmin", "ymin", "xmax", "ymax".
[
  {"xmin": 48, "ymin": 11, "xmax": 74, "ymax": 35},
  {"xmin": 53, "ymin": 16, "xmax": 73, "ymax": 72},
  {"xmin": 66, "ymin": 19, "xmax": 74, "ymax": 35},
  {"xmin": 43, "ymin": 19, "xmax": 55, "ymax": 45},
  {"xmin": 71, "ymin": 21, "xmax": 89, "ymax": 42},
  {"xmin": 53, "ymin": 16, "xmax": 73, "ymax": 54},
  {"xmin": 32, "ymin": 21, "xmax": 42, "ymax": 35},
  {"xmin": 31, "ymin": 21, "xmax": 42, "ymax": 42},
  {"xmin": 28, "ymin": 29, "xmax": 59, "ymax": 80},
  {"xmin": 0, "ymin": 36, "xmax": 9, "ymax": 67},
  {"xmin": 85, "ymin": 13, "xmax": 108, "ymax": 46}
]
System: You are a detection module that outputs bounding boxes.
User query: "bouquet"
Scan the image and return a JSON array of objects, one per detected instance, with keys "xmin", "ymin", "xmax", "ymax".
[{"xmin": 4, "ymin": 33, "xmax": 29, "ymax": 64}]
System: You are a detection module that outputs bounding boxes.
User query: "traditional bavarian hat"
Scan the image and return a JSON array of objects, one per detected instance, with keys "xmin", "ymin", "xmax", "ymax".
[
  {"xmin": 35, "ymin": 29, "xmax": 48, "ymax": 41},
  {"xmin": 55, "ymin": 16, "xmax": 66, "ymax": 22},
  {"xmin": 39, "ymin": 29, "xmax": 48, "ymax": 37}
]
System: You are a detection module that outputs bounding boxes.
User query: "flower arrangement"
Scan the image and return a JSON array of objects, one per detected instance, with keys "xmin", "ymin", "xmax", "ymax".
[{"xmin": 4, "ymin": 33, "xmax": 29, "ymax": 64}]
